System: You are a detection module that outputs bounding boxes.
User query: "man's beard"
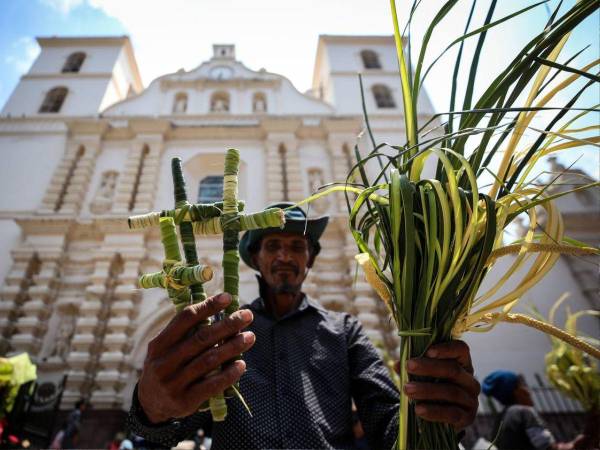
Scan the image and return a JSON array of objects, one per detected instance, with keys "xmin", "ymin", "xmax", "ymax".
[{"xmin": 272, "ymin": 280, "xmax": 302, "ymax": 294}]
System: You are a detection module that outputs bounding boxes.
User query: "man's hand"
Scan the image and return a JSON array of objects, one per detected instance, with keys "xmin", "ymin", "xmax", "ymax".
[
  {"xmin": 138, "ymin": 293, "xmax": 255, "ymax": 424},
  {"xmin": 394, "ymin": 340, "xmax": 480, "ymax": 430}
]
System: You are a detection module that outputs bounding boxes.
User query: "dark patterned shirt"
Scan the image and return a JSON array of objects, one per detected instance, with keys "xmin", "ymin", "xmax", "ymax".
[{"xmin": 127, "ymin": 295, "xmax": 400, "ymax": 449}]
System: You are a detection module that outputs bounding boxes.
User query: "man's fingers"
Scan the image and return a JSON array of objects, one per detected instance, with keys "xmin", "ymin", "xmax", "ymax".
[
  {"xmin": 413, "ymin": 402, "xmax": 473, "ymax": 430},
  {"xmin": 426, "ymin": 340, "xmax": 473, "ymax": 374},
  {"xmin": 406, "ymin": 358, "xmax": 480, "ymax": 397},
  {"xmin": 403, "ymin": 382, "xmax": 478, "ymax": 411},
  {"xmin": 169, "ymin": 308, "xmax": 253, "ymax": 365},
  {"xmin": 182, "ymin": 360, "xmax": 247, "ymax": 416},
  {"xmin": 181, "ymin": 331, "xmax": 256, "ymax": 383},
  {"xmin": 148, "ymin": 293, "xmax": 231, "ymax": 356}
]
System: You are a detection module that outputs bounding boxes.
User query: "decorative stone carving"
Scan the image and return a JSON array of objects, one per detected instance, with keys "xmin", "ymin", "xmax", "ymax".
[
  {"xmin": 211, "ymin": 93, "xmax": 230, "ymax": 112},
  {"xmin": 50, "ymin": 313, "xmax": 76, "ymax": 359},
  {"xmin": 253, "ymin": 94, "xmax": 267, "ymax": 113},
  {"xmin": 172, "ymin": 93, "xmax": 188, "ymax": 114},
  {"xmin": 90, "ymin": 171, "xmax": 118, "ymax": 214}
]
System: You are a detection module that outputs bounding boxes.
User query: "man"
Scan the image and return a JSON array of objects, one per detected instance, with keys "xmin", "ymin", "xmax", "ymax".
[
  {"xmin": 482, "ymin": 370, "xmax": 586, "ymax": 450},
  {"xmin": 128, "ymin": 203, "xmax": 480, "ymax": 449}
]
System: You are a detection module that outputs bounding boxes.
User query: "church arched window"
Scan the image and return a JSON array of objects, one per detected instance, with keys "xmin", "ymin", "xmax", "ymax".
[
  {"xmin": 62, "ymin": 52, "xmax": 86, "ymax": 73},
  {"xmin": 252, "ymin": 92, "xmax": 267, "ymax": 113},
  {"xmin": 210, "ymin": 91, "xmax": 230, "ymax": 113},
  {"xmin": 197, "ymin": 175, "xmax": 224, "ymax": 203},
  {"xmin": 361, "ymin": 50, "xmax": 381, "ymax": 69},
  {"xmin": 173, "ymin": 92, "xmax": 188, "ymax": 113},
  {"xmin": 372, "ymin": 84, "xmax": 395, "ymax": 108},
  {"xmin": 39, "ymin": 87, "xmax": 68, "ymax": 113}
]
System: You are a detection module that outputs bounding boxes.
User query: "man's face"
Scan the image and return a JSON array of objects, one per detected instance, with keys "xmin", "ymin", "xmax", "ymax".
[
  {"xmin": 252, "ymin": 232, "xmax": 314, "ymax": 294},
  {"xmin": 513, "ymin": 378, "xmax": 534, "ymax": 406}
]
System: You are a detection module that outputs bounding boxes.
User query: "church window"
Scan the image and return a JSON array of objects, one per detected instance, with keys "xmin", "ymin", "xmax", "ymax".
[
  {"xmin": 361, "ymin": 50, "xmax": 381, "ymax": 69},
  {"xmin": 210, "ymin": 91, "xmax": 230, "ymax": 113},
  {"xmin": 62, "ymin": 52, "xmax": 86, "ymax": 73},
  {"xmin": 197, "ymin": 175, "xmax": 224, "ymax": 203},
  {"xmin": 39, "ymin": 87, "xmax": 68, "ymax": 113},
  {"xmin": 372, "ymin": 84, "xmax": 395, "ymax": 108},
  {"xmin": 129, "ymin": 145, "xmax": 149, "ymax": 211},
  {"xmin": 279, "ymin": 144, "xmax": 289, "ymax": 201},
  {"xmin": 173, "ymin": 92, "xmax": 188, "ymax": 113},
  {"xmin": 252, "ymin": 92, "xmax": 267, "ymax": 113}
]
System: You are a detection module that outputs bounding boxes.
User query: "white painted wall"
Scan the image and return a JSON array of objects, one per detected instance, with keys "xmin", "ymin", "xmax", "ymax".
[
  {"xmin": 3, "ymin": 39, "xmax": 137, "ymax": 116},
  {"xmin": 3, "ymin": 77, "xmax": 112, "ymax": 116},
  {"xmin": 104, "ymin": 60, "xmax": 333, "ymax": 117},
  {"xmin": 29, "ymin": 44, "xmax": 122, "ymax": 75},
  {"xmin": 0, "ymin": 221, "xmax": 21, "ymax": 283},
  {"xmin": 466, "ymin": 255, "xmax": 599, "ymax": 382},
  {"xmin": 315, "ymin": 37, "xmax": 435, "ymax": 117},
  {"xmin": 0, "ymin": 133, "xmax": 66, "ymax": 210}
]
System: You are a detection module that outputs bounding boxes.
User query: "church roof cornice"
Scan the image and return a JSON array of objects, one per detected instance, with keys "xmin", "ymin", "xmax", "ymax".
[{"xmin": 36, "ymin": 36, "xmax": 131, "ymax": 47}]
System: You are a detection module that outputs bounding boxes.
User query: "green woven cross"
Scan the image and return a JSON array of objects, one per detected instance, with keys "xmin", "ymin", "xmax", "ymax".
[{"xmin": 129, "ymin": 148, "xmax": 285, "ymax": 421}]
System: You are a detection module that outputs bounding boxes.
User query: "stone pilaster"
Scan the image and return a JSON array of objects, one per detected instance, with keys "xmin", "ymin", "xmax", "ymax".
[
  {"xmin": 280, "ymin": 137, "xmax": 304, "ymax": 203},
  {"xmin": 40, "ymin": 138, "xmax": 101, "ymax": 215},
  {"xmin": 0, "ymin": 248, "xmax": 38, "ymax": 337},
  {"xmin": 92, "ymin": 244, "xmax": 143, "ymax": 409},
  {"xmin": 62, "ymin": 249, "xmax": 115, "ymax": 407},
  {"xmin": 327, "ymin": 135, "xmax": 356, "ymax": 214},
  {"xmin": 264, "ymin": 140, "xmax": 285, "ymax": 203},
  {"xmin": 11, "ymin": 250, "xmax": 62, "ymax": 355},
  {"xmin": 113, "ymin": 137, "xmax": 163, "ymax": 214}
]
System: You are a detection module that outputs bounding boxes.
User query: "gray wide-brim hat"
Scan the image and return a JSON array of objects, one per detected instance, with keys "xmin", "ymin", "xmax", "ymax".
[{"xmin": 239, "ymin": 202, "xmax": 329, "ymax": 270}]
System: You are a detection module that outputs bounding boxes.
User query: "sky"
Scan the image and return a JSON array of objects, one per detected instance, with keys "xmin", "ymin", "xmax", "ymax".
[{"xmin": 0, "ymin": 0, "xmax": 598, "ymax": 177}]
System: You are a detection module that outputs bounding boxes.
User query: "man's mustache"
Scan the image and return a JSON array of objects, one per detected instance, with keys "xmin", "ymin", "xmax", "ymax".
[{"xmin": 271, "ymin": 263, "xmax": 299, "ymax": 275}]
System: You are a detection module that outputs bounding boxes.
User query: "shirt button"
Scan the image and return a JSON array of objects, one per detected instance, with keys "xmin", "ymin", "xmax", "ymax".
[{"xmin": 278, "ymin": 352, "xmax": 286, "ymax": 361}]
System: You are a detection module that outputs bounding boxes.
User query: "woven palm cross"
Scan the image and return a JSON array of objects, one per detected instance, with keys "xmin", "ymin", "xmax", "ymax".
[{"xmin": 128, "ymin": 148, "xmax": 285, "ymax": 421}]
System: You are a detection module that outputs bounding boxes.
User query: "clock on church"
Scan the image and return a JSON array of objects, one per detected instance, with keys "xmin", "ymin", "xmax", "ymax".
[{"xmin": 209, "ymin": 65, "xmax": 233, "ymax": 80}]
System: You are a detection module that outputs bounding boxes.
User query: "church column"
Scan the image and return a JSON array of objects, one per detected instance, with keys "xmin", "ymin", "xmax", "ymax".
[
  {"xmin": 92, "ymin": 234, "xmax": 143, "ymax": 408},
  {"xmin": 63, "ymin": 249, "xmax": 116, "ymax": 407},
  {"xmin": 281, "ymin": 137, "xmax": 304, "ymax": 203},
  {"xmin": 0, "ymin": 248, "xmax": 39, "ymax": 337},
  {"xmin": 327, "ymin": 135, "xmax": 356, "ymax": 214},
  {"xmin": 11, "ymin": 249, "xmax": 63, "ymax": 355},
  {"xmin": 264, "ymin": 134, "xmax": 304, "ymax": 203},
  {"xmin": 40, "ymin": 136, "xmax": 101, "ymax": 215},
  {"xmin": 264, "ymin": 140, "xmax": 285, "ymax": 203},
  {"xmin": 113, "ymin": 127, "xmax": 166, "ymax": 214}
]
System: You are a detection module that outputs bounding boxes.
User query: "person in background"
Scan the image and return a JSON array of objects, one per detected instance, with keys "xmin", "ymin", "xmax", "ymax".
[
  {"xmin": 482, "ymin": 370, "xmax": 586, "ymax": 450},
  {"xmin": 61, "ymin": 399, "xmax": 87, "ymax": 449},
  {"xmin": 193, "ymin": 428, "xmax": 211, "ymax": 450}
]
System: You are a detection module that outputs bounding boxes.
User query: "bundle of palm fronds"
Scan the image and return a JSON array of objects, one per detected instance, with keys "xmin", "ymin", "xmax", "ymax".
[
  {"xmin": 538, "ymin": 296, "xmax": 600, "ymax": 447},
  {"xmin": 541, "ymin": 296, "xmax": 599, "ymax": 411},
  {"xmin": 301, "ymin": 1, "xmax": 599, "ymax": 448}
]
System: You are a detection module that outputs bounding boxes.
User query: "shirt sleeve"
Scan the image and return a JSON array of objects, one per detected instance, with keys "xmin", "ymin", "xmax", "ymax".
[
  {"xmin": 519, "ymin": 406, "xmax": 556, "ymax": 450},
  {"xmin": 345, "ymin": 314, "xmax": 400, "ymax": 450},
  {"xmin": 126, "ymin": 383, "xmax": 211, "ymax": 448}
]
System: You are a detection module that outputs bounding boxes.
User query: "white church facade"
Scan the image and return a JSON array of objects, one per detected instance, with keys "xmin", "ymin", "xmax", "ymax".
[{"xmin": 0, "ymin": 34, "xmax": 596, "ymax": 419}]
